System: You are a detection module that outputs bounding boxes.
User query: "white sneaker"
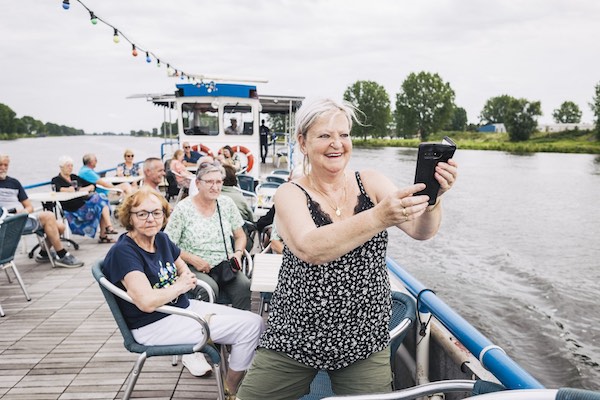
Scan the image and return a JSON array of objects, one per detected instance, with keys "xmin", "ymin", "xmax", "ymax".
[{"xmin": 182, "ymin": 353, "xmax": 212, "ymax": 377}]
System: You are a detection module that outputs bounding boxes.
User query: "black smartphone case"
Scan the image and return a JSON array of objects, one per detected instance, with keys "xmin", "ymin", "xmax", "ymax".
[{"xmin": 414, "ymin": 141, "xmax": 456, "ymax": 204}]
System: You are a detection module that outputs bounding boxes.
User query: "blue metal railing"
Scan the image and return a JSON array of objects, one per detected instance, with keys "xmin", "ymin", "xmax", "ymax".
[{"xmin": 386, "ymin": 257, "xmax": 544, "ymax": 390}]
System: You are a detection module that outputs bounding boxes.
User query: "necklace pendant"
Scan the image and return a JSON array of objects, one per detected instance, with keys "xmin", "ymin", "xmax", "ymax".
[{"xmin": 335, "ymin": 208, "xmax": 341, "ymax": 217}]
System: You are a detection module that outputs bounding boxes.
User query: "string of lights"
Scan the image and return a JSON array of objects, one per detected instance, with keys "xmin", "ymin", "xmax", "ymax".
[{"xmin": 60, "ymin": 0, "xmax": 217, "ymax": 91}]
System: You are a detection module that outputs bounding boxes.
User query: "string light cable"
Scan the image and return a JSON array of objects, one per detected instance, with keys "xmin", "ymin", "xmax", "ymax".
[{"xmin": 60, "ymin": 0, "xmax": 214, "ymax": 86}]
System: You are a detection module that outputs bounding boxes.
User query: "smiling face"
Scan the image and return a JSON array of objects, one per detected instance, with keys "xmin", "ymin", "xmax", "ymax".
[{"xmin": 299, "ymin": 111, "xmax": 352, "ymax": 175}]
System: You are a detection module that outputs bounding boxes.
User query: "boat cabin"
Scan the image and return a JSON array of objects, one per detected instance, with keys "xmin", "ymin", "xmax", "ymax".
[{"xmin": 152, "ymin": 82, "xmax": 303, "ymax": 178}]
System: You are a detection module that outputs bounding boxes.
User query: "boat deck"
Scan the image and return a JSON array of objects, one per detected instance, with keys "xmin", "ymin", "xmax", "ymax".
[{"xmin": 0, "ymin": 234, "xmax": 262, "ymax": 400}]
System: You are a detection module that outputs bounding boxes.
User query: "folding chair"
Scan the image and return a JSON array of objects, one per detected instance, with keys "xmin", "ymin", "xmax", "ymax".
[
  {"xmin": 0, "ymin": 211, "xmax": 31, "ymax": 317},
  {"xmin": 91, "ymin": 259, "xmax": 227, "ymax": 400}
]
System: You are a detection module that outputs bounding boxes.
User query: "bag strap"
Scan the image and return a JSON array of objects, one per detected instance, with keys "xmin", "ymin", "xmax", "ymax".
[{"xmin": 216, "ymin": 200, "xmax": 230, "ymax": 259}]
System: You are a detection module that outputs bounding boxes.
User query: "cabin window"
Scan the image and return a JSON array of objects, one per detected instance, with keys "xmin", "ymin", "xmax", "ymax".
[
  {"xmin": 181, "ymin": 102, "xmax": 219, "ymax": 136},
  {"xmin": 223, "ymin": 104, "xmax": 253, "ymax": 135}
]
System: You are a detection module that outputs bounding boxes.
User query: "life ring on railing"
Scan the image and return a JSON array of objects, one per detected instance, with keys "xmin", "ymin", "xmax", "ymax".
[
  {"xmin": 219, "ymin": 145, "xmax": 255, "ymax": 173},
  {"xmin": 191, "ymin": 144, "xmax": 214, "ymax": 157}
]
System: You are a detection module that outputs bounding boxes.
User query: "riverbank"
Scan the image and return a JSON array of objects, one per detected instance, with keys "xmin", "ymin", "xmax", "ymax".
[{"xmin": 353, "ymin": 130, "xmax": 600, "ymax": 154}]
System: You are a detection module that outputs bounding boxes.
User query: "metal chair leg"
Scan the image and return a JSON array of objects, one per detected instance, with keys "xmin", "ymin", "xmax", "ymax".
[
  {"xmin": 123, "ymin": 352, "xmax": 148, "ymax": 400},
  {"xmin": 8, "ymin": 261, "xmax": 31, "ymax": 301}
]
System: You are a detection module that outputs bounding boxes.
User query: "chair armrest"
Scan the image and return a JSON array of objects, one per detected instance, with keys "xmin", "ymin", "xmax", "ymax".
[
  {"xmin": 242, "ymin": 249, "xmax": 253, "ymax": 277},
  {"xmin": 95, "ymin": 184, "xmax": 124, "ymax": 193},
  {"xmin": 195, "ymin": 279, "xmax": 216, "ymax": 303},
  {"xmin": 321, "ymin": 380, "xmax": 476, "ymax": 400},
  {"xmin": 389, "ymin": 319, "xmax": 413, "ymax": 342},
  {"xmin": 98, "ymin": 276, "xmax": 211, "ymax": 352}
]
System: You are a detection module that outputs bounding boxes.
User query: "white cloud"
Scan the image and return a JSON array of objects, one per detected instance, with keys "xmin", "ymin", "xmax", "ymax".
[{"xmin": 1, "ymin": 0, "xmax": 598, "ymax": 133}]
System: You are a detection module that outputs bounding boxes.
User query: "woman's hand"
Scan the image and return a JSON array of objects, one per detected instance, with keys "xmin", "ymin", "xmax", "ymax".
[
  {"xmin": 435, "ymin": 159, "xmax": 458, "ymax": 197},
  {"xmin": 376, "ymin": 183, "xmax": 430, "ymax": 227},
  {"xmin": 175, "ymin": 270, "xmax": 197, "ymax": 294},
  {"xmin": 231, "ymin": 251, "xmax": 243, "ymax": 270},
  {"xmin": 186, "ymin": 253, "xmax": 211, "ymax": 273}
]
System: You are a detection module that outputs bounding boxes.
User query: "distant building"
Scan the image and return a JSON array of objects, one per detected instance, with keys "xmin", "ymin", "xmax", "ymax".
[
  {"xmin": 537, "ymin": 123, "xmax": 594, "ymax": 133},
  {"xmin": 478, "ymin": 123, "xmax": 506, "ymax": 133}
]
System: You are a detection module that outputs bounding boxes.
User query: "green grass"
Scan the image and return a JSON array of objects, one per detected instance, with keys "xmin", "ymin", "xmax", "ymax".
[{"xmin": 352, "ymin": 130, "xmax": 600, "ymax": 154}]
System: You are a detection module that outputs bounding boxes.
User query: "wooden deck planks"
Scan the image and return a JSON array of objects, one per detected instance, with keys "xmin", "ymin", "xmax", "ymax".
[{"xmin": 1, "ymin": 235, "xmax": 263, "ymax": 400}]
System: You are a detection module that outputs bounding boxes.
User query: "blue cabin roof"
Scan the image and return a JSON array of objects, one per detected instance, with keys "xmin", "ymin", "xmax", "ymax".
[{"xmin": 176, "ymin": 83, "xmax": 258, "ymax": 99}]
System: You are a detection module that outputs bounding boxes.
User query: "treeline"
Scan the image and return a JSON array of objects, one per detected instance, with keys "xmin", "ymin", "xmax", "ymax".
[
  {"xmin": 343, "ymin": 72, "xmax": 600, "ymax": 142},
  {"xmin": 0, "ymin": 103, "xmax": 85, "ymax": 139}
]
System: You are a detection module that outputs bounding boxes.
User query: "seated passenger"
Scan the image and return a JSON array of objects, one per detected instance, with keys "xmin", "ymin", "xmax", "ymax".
[
  {"xmin": 79, "ymin": 153, "xmax": 133, "ymax": 195},
  {"xmin": 0, "ymin": 154, "xmax": 84, "ymax": 268},
  {"xmin": 218, "ymin": 145, "xmax": 242, "ymax": 172},
  {"xmin": 116, "ymin": 149, "xmax": 140, "ymax": 177},
  {"xmin": 220, "ymin": 164, "xmax": 254, "ymax": 222},
  {"xmin": 141, "ymin": 157, "xmax": 166, "ymax": 193},
  {"xmin": 103, "ymin": 188, "xmax": 264, "ymax": 393},
  {"xmin": 52, "ymin": 156, "xmax": 116, "ymax": 243},
  {"xmin": 225, "ymin": 118, "xmax": 240, "ymax": 135},
  {"xmin": 182, "ymin": 142, "xmax": 201, "ymax": 167},
  {"xmin": 169, "ymin": 150, "xmax": 195, "ymax": 188},
  {"xmin": 164, "ymin": 161, "xmax": 252, "ymax": 310}
]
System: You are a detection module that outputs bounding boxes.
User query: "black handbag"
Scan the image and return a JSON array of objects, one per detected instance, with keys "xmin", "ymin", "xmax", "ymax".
[{"xmin": 208, "ymin": 201, "xmax": 241, "ymax": 286}]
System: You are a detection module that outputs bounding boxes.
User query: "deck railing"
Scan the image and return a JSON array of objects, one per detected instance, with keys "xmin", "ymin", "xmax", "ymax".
[{"xmin": 386, "ymin": 257, "xmax": 544, "ymax": 390}]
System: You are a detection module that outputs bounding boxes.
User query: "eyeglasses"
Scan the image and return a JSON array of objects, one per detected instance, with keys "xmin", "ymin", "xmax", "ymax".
[
  {"xmin": 200, "ymin": 179, "xmax": 223, "ymax": 187},
  {"xmin": 126, "ymin": 154, "xmax": 134, "ymax": 157},
  {"xmin": 132, "ymin": 209, "xmax": 164, "ymax": 220},
  {"xmin": 183, "ymin": 146, "xmax": 190, "ymax": 149}
]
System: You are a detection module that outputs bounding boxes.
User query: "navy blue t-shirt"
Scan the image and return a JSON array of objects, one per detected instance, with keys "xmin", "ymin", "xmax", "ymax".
[{"xmin": 103, "ymin": 232, "xmax": 188, "ymax": 329}]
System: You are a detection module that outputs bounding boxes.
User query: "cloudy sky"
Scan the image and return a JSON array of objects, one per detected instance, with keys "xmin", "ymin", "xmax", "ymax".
[{"xmin": 1, "ymin": 0, "xmax": 598, "ymax": 134}]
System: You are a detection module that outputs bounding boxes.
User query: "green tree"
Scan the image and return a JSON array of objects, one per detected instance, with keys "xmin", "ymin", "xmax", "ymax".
[
  {"xmin": 394, "ymin": 72, "xmax": 455, "ymax": 140},
  {"xmin": 480, "ymin": 94, "xmax": 514, "ymax": 124},
  {"xmin": 20, "ymin": 116, "xmax": 44, "ymax": 135},
  {"xmin": 445, "ymin": 106, "xmax": 468, "ymax": 131},
  {"xmin": 590, "ymin": 82, "xmax": 600, "ymax": 140},
  {"xmin": 267, "ymin": 114, "xmax": 289, "ymax": 134},
  {"xmin": 504, "ymin": 98, "xmax": 542, "ymax": 141},
  {"xmin": 0, "ymin": 103, "xmax": 16, "ymax": 133},
  {"xmin": 343, "ymin": 80, "xmax": 391, "ymax": 139},
  {"xmin": 552, "ymin": 101, "xmax": 582, "ymax": 123}
]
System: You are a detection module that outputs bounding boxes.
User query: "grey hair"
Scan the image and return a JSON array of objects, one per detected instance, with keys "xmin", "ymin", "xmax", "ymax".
[
  {"xmin": 0, "ymin": 154, "xmax": 9, "ymax": 163},
  {"xmin": 196, "ymin": 161, "xmax": 225, "ymax": 181},
  {"xmin": 58, "ymin": 155, "xmax": 74, "ymax": 167},
  {"xmin": 293, "ymin": 98, "xmax": 360, "ymax": 175},
  {"xmin": 82, "ymin": 153, "xmax": 95, "ymax": 166},
  {"xmin": 143, "ymin": 157, "xmax": 161, "ymax": 172}
]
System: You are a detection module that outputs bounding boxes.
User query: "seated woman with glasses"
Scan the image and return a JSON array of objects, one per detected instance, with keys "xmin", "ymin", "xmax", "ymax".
[
  {"xmin": 51, "ymin": 155, "xmax": 116, "ymax": 243},
  {"xmin": 116, "ymin": 149, "xmax": 140, "ymax": 177},
  {"xmin": 103, "ymin": 188, "xmax": 264, "ymax": 393},
  {"xmin": 164, "ymin": 161, "xmax": 252, "ymax": 311}
]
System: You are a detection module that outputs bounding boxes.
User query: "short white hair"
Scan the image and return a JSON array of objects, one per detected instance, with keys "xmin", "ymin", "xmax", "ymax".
[{"xmin": 58, "ymin": 155, "xmax": 74, "ymax": 167}]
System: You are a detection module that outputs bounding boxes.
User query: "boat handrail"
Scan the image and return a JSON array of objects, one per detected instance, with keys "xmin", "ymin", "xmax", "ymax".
[{"xmin": 386, "ymin": 257, "xmax": 544, "ymax": 390}]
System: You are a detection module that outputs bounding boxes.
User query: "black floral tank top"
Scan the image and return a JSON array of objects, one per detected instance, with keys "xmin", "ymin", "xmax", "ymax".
[{"xmin": 259, "ymin": 171, "xmax": 391, "ymax": 370}]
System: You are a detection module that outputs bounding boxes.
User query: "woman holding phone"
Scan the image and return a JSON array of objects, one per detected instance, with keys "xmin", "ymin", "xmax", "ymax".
[{"xmin": 238, "ymin": 98, "xmax": 458, "ymax": 399}]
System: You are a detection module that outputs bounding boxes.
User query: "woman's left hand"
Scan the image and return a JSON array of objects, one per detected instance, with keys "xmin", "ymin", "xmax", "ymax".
[{"xmin": 435, "ymin": 159, "xmax": 458, "ymax": 197}]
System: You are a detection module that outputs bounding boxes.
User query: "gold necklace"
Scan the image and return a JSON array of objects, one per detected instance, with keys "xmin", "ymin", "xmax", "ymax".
[{"xmin": 310, "ymin": 173, "xmax": 347, "ymax": 217}]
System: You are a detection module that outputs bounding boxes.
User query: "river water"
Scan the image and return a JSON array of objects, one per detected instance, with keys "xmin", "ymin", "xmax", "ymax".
[{"xmin": 2, "ymin": 136, "xmax": 599, "ymax": 390}]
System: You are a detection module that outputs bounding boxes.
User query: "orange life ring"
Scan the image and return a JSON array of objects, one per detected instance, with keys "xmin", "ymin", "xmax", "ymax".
[
  {"xmin": 219, "ymin": 145, "xmax": 254, "ymax": 173},
  {"xmin": 191, "ymin": 144, "xmax": 214, "ymax": 157}
]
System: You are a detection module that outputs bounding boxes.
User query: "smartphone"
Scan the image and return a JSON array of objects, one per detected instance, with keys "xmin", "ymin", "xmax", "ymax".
[{"xmin": 414, "ymin": 136, "xmax": 456, "ymax": 205}]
